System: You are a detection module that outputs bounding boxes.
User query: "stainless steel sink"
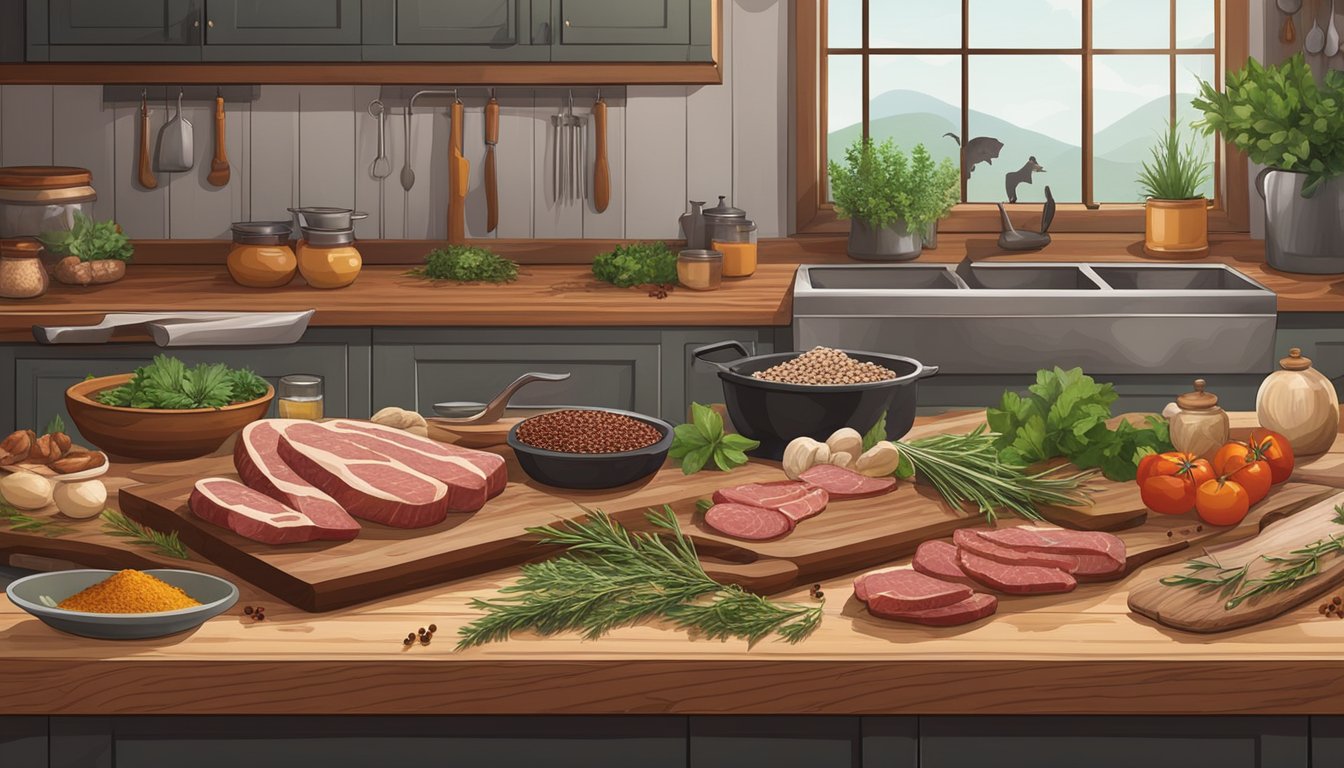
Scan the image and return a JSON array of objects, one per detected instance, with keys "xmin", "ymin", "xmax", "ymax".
[{"xmin": 792, "ymin": 262, "xmax": 1278, "ymax": 375}]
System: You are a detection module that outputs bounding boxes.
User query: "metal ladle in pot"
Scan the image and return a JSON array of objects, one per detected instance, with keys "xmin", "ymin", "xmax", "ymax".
[{"xmin": 430, "ymin": 372, "xmax": 571, "ymax": 425}]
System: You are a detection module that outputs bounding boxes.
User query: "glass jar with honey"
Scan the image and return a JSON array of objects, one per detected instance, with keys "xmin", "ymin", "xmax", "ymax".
[
  {"xmin": 278, "ymin": 374, "xmax": 324, "ymax": 420},
  {"xmin": 703, "ymin": 196, "xmax": 758, "ymax": 277},
  {"xmin": 227, "ymin": 221, "xmax": 297, "ymax": 288}
]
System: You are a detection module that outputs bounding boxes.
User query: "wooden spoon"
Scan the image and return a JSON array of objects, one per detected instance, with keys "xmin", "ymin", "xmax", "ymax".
[{"xmin": 207, "ymin": 95, "xmax": 230, "ymax": 187}]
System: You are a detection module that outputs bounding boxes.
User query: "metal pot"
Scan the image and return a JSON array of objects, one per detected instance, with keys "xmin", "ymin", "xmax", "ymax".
[
  {"xmin": 847, "ymin": 217, "xmax": 922, "ymax": 261},
  {"xmin": 1257, "ymin": 168, "xmax": 1344, "ymax": 275},
  {"xmin": 288, "ymin": 207, "xmax": 368, "ymax": 231},
  {"xmin": 691, "ymin": 341, "xmax": 938, "ymax": 460}
]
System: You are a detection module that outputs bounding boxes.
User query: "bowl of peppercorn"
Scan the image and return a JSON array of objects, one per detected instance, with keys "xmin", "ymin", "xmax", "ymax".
[{"xmin": 507, "ymin": 407, "xmax": 674, "ymax": 490}]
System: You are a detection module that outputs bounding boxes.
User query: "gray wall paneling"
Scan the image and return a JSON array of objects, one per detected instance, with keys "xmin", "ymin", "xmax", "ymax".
[
  {"xmin": 686, "ymin": 0, "xmax": 733, "ymax": 207},
  {"xmin": 168, "ymin": 91, "xmax": 248, "ymax": 238},
  {"xmin": 624, "ymin": 85, "xmax": 687, "ymax": 238},
  {"xmin": 731, "ymin": 0, "xmax": 787, "ymax": 237},
  {"xmin": 110, "ymin": 91, "xmax": 170, "ymax": 238},
  {"xmin": 51, "ymin": 84, "xmax": 113, "ymax": 221},
  {"xmin": 249, "ymin": 85, "xmax": 301, "ymax": 221},
  {"xmin": 1, "ymin": 85, "xmax": 53, "ymax": 166},
  {"xmin": 495, "ymin": 89, "xmax": 536, "ymax": 238},
  {"xmin": 531, "ymin": 89, "xmax": 583, "ymax": 237},
  {"xmin": 298, "ymin": 86, "xmax": 357, "ymax": 213}
]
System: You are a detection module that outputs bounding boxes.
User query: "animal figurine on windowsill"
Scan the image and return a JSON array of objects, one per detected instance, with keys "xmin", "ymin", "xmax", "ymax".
[
  {"xmin": 944, "ymin": 133, "xmax": 1004, "ymax": 181},
  {"xmin": 1005, "ymin": 156, "xmax": 1045, "ymax": 203},
  {"xmin": 997, "ymin": 186, "xmax": 1055, "ymax": 251}
]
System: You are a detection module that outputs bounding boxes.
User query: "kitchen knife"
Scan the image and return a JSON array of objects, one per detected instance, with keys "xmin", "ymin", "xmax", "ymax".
[
  {"xmin": 593, "ymin": 94, "xmax": 610, "ymax": 213},
  {"xmin": 137, "ymin": 92, "xmax": 158, "ymax": 189},
  {"xmin": 448, "ymin": 99, "xmax": 468, "ymax": 244},
  {"xmin": 485, "ymin": 91, "xmax": 499, "ymax": 233},
  {"xmin": 207, "ymin": 94, "xmax": 230, "ymax": 187},
  {"xmin": 33, "ymin": 311, "xmax": 314, "ymax": 347}
]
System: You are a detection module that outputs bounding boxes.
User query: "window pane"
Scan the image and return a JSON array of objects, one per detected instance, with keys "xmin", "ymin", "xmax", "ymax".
[
  {"xmin": 967, "ymin": 55, "xmax": 1082, "ymax": 203},
  {"xmin": 827, "ymin": 54, "xmax": 864, "ymax": 200},
  {"xmin": 871, "ymin": 0, "xmax": 961, "ymax": 48},
  {"xmin": 1093, "ymin": 55, "xmax": 1170, "ymax": 202},
  {"xmin": 1093, "ymin": 0, "xmax": 1170, "ymax": 49},
  {"xmin": 827, "ymin": 0, "xmax": 863, "ymax": 48},
  {"xmin": 969, "ymin": 0, "xmax": 1082, "ymax": 49},
  {"xmin": 1177, "ymin": 54, "xmax": 1216, "ymax": 199},
  {"xmin": 1176, "ymin": 0, "xmax": 1216, "ymax": 47},
  {"xmin": 869, "ymin": 56, "xmax": 963, "ymax": 171}
]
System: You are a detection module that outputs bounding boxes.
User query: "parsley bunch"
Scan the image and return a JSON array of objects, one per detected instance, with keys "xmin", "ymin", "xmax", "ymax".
[
  {"xmin": 669, "ymin": 403, "xmax": 759, "ymax": 474},
  {"xmin": 413, "ymin": 246, "xmax": 518, "ymax": 283},
  {"xmin": 97, "ymin": 355, "xmax": 270, "ymax": 410},
  {"xmin": 592, "ymin": 241, "xmax": 678, "ymax": 287},
  {"xmin": 38, "ymin": 213, "xmax": 134, "ymax": 263}
]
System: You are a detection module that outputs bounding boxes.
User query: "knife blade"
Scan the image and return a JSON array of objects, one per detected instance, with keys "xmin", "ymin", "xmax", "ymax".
[{"xmin": 485, "ymin": 92, "xmax": 500, "ymax": 233}]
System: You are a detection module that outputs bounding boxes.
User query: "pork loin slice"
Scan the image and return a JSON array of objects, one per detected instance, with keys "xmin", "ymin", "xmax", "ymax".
[
  {"xmin": 324, "ymin": 419, "xmax": 507, "ymax": 500},
  {"xmin": 274, "ymin": 421, "xmax": 451, "ymax": 528},
  {"xmin": 713, "ymin": 482, "xmax": 829, "ymax": 522},
  {"xmin": 912, "ymin": 540, "xmax": 979, "ymax": 588},
  {"xmin": 953, "ymin": 528, "xmax": 1080, "ymax": 572},
  {"xmin": 973, "ymin": 526, "xmax": 1126, "ymax": 577},
  {"xmin": 799, "ymin": 464, "xmax": 897, "ymax": 498},
  {"xmin": 867, "ymin": 592, "xmax": 999, "ymax": 626},
  {"xmin": 703, "ymin": 503, "xmax": 794, "ymax": 541},
  {"xmin": 190, "ymin": 477, "xmax": 355, "ymax": 544},
  {"xmin": 957, "ymin": 550, "xmax": 1077, "ymax": 595},
  {"xmin": 234, "ymin": 421, "xmax": 361, "ymax": 539},
  {"xmin": 852, "ymin": 566, "xmax": 973, "ymax": 610}
]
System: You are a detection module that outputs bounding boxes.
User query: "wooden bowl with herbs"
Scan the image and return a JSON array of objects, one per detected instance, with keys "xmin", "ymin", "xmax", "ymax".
[{"xmin": 65, "ymin": 355, "xmax": 274, "ymax": 460}]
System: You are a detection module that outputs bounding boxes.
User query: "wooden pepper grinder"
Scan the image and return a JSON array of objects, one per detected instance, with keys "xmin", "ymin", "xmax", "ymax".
[{"xmin": 1169, "ymin": 379, "xmax": 1230, "ymax": 461}]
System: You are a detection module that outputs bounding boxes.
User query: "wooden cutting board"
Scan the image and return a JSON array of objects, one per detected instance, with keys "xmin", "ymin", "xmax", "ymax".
[{"xmin": 1128, "ymin": 489, "xmax": 1344, "ymax": 633}]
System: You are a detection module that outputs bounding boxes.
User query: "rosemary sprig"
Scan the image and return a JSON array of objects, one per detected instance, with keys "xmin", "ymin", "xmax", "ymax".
[
  {"xmin": 1159, "ymin": 557, "xmax": 1250, "ymax": 600},
  {"xmin": 0, "ymin": 503, "xmax": 73, "ymax": 538},
  {"xmin": 457, "ymin": 507, "xmax": 823, "ymax": 649},
  {"xmin": 100, "ymin": 509, "xmax": 189, "ymax": 560}
]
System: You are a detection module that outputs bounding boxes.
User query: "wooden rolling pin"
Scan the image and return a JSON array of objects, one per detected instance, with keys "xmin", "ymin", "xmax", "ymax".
[
  {"xmin": 593, "ymin": 93, "xmax": 610, "ymax": 213},
  {"xmin": 448, "ymin": 99, "xmax": 467, "ymax": 244},
  {"xmin": 137, "ymin": 93, "xmax": 157, "ymax": 189},
  {"xmin": 485, "ymin": 92, "xmax": 499, "ymax": 233}
]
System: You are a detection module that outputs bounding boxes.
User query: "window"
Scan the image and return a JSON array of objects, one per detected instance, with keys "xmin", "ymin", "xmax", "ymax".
[{"xmin": 795, "ymin": 0, "xmax": 1251, "ymax": 234}]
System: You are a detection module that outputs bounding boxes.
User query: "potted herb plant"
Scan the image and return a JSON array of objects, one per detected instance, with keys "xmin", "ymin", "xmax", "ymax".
[
  {"xmin": 37, "ymin": 212, "xmax": 133, "ymax": 285},
  {"xmin": 1137, "ymin": 122, "xmax": 1211, "ymax": 259},
  {"xmin": 1193, "ymin": 54, "xmax": 1344, "ymax": 274},
  {"xmin": 830, "ymin": 139, "xmax": 960, "ymax": 261}
]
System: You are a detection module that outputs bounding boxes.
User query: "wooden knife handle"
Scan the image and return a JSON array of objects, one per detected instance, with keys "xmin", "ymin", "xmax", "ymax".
[
  {"xmin": 485, "ymin": 147, "xmax": 498, "ymax": 233},
  {"xmin": 213, "ymin": 97, "xmax": 228, "ymax": 164},
  {"xmin": 593, "ymin": 99, "xmax": 610, "ymax": 213},
  {"xmin": 484, "ymin": 96, "xmax": 499, "ymax": 145},
  {"xmin": 137, "ymin": 102, "xmax": 157, "ymax": 189},
  {"xmin": 448, "ymin": 101, "xmax": 466, "ymax": 244}
]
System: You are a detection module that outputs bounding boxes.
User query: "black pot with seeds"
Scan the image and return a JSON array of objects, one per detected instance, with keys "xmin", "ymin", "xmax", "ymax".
[{"xmin": 507, "ymin": 407, "xmax": 674, "ymax": 491}]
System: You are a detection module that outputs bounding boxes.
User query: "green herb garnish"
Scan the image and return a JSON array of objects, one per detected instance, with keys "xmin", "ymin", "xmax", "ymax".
[
  {"xmin": 38, "ymin": 212, "xmax": 134, "ymax": 263},
  {"xmin": 1137, "ymin": 121, "xmax": 1212, "ymax": 200},
  {"xmin": 43, "ymin": 414, "xmax": 65, "ymax": 436},
  {"xmin": 591, "ymin": 241, "xmax": 678, "ymax": 288},
  {"xmin": 669, "ymin": 403, "xmax": 759, "ymax": 475},
  {"xmin": 95, "ymin": 355, "xmax": 268, "ymax": 410},
  {"xmin": 411, "ymin": 245, "xmax": 519, "ymax": 283},
  {"xmin": 100, "ymin": 509, "xmax": 189, "ymax": 560},
  {"xmin": 456, "ymin": 507, "xmax": 822, "ymax": 649},
  {"xmin": 0, "ymin": 504, "xmax": 72, "ymax": 538}
]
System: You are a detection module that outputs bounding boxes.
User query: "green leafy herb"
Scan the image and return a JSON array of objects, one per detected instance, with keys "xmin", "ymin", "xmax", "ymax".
[
  {"xmin": 861, "ymin": 412, "xmax": 887, "ymax": 452},
  {"xmin": 1158, "ymin": 557, "xmax": 1250, "ymax": 600},
  {"xmin": 695, "ymin": 498, "xmax": 714, "ymax": 514},
  {"xmin": 985, "ymin": 367, "xmax": 1172, "ymax": 482},
  {"xmin": 1137, "ymin": 121, "xmax": 1212, "ymax": 200},
  {"xmin": 43, "ymin": 414, "xmax": 65, "ymax": 436},
  {"xmin": 828, "ymin": 138, "xmax": 960, "ymax": 231},
  {"xmin": 100, "ymin": 509, "xmax": 189, "ymax": 560},
  {"xmin": 0, "ymin": 503, "xmax": 72, "ymax": 538},
  {"xmin": 96, "ymin": 355, "xmax": 269, "ymax": 410},
  {"xmin": 225, "ymin": 368, "xmax": 269, "ymax": 403},
  {"xmin": 669, "ymin": 403, "xmax": 760, "ymax": 475},
  {"xmin": 591, "ymin": 241, "xmax": 678, "ymax": 288},
  {"xmin": 38, "ymin": 212, "xmax": 134, "ymax": 263},
  {"xmin": 411, "ymin": 246, "xmax": 519, "ymax": 283},
  {"xmin": 457, "ymin": 507, "xmax": 822, "ymax": 649}
]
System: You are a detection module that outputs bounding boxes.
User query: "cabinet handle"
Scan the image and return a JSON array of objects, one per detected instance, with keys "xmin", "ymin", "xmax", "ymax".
[
  {"xmin": 207, "ymin": 20, "xmax": 214, "ymax": 28},
  {"xmin": 564, "ymin": 18, "xmax": 571, "ymax": 26},
  {"xmin": 193, "ymin": 19, "xmax": 200, "ymax": 27}
]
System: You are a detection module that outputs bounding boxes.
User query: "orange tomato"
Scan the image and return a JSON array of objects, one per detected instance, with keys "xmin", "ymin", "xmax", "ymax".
[
  {"xmin": 1212, "ymin": 441, "xmax": 1273, "ymax": 504},
  {"xmin": 1195, "ymin": 478, "xmax": 1250, "ymax": 527},
  {"xmin": 1248, "ymin": 430, "xmax": 1295, "ymax": 484},
  {"xmin": 1141, "ymin": 474, "xmax": 1199, "ymax": 516},
  {"xmin": 1136, "ymin": 451, "xmax": 1214, "ymax": 487}
]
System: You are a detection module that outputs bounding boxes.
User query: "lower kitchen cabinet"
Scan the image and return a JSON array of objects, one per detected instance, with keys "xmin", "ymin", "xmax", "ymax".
[
  {"xmin": 689, "ymin": 716, "xmax": 868, "ymax": 768},
  {"xmin": 0, "ymin": 717, "xmax": 46, "ymax": 768}
]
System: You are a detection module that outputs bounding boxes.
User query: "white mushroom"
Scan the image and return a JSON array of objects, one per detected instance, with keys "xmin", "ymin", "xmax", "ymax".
[
  {"xmin": 825, "ymin": 428, "xmax": 863, "ymax": 462},
  {"xmin": 782, "ymin": 437, "xmax": 824, "ymax": 480}
]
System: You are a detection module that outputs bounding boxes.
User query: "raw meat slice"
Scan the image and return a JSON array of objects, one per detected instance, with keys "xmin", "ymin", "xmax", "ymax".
[
  {"xmin": 234, "ymin": 421, "xmax": 361, "ymax": 539},
  {"xmin": 324, "ymin": 419, "xmax": 507, "ymax": 499},
  {"xmin": 867, "ymin": 592, "xmax": 999, "ymax": 626},
  {"xmin": 703, "ymin": 503, "xmax": 793, "ymax": 541},
  {"xmin": 712, "ymin": 482, "xmax": 829, "ymax": 522},
  {"xmin": 852, "ymin": 566, "xmax": 973, "ymax": 610},
  {"xmin": 274, "ymin": 421, "xmax": 451, "ymax": 528},
  {"xmin": 774, "ymin": 487, "xmax": 830, "ymax": 522},
  {"xmin": 957, "ymin": 550, "xmax": 1077, "ymax": 595},
  {"xmin": 799, "ymin": 464, "xmax": 897, "ymax": 498},
  {"xmin": 911, "ymin": 540, "xmax": 979, "ymax": 588},
  {"xmin": 973, "ymin": 526, "xmax": 1126, "ymax": 577},
  {"xmin": 953, "ymin": 528, "xmax": 1080, "ymax": 572},
  {"xmin": 190, "ymin": 477, "xmax": 354, "ymax": 545}
]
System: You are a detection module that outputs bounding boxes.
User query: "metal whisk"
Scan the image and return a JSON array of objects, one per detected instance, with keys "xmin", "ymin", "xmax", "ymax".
[{"xmin": 551, "ymin": 90, "xmax": 588, "ymax": 205}]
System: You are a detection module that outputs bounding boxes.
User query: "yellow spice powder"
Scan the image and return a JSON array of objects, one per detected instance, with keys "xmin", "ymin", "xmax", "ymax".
[{"xmin": 57, "ymin": 569, "xmax": 201, "ymax": 614}]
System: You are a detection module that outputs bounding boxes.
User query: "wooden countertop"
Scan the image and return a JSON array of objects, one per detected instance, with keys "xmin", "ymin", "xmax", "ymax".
[
  {"xmin": 0, "ymin": 234, "xmax": 1341, "ymax": 342},
  {"xmin": 4, "ymin": 413, "xmax": 1344, "ymax": 717}
]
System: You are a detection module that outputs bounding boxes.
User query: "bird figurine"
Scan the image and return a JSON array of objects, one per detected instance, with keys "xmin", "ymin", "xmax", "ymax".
[{"xmin": 997, "ymin": 186, "xmax": 1055, "ymax": 251}]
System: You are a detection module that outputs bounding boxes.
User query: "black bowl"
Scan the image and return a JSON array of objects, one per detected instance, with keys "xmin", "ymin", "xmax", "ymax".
[{"xmin": 506, "ymin": 407, "xmax": 674, "ymax": 490}]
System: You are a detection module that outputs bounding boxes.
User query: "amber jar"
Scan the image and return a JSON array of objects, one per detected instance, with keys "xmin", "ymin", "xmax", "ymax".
[
  {"xmin": 0, "ymin": 239, "xmax": 49, "ymax": 299},
  {"xmin": 296, "ymin": 229, "xmax": 362, "ymax": 289},
  {"xmin": 228, "ymin": 221, "xmax": 296, "ymax": 288}
]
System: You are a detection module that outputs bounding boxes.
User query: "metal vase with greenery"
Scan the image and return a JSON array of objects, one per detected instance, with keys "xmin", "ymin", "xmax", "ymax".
[
  {"xmin": 1192, "ymin": 53, "xmax": 1344, "ymax": 274},
  {"xmin": 830, "ymin": 138, "xmax": 960, "ymax": 261},
  {"xmin": 1137, "ymin": 122, "xmax": 1211, "ymax": 259}
]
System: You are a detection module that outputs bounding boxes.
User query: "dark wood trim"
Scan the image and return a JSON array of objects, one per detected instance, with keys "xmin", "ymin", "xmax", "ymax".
[
  {"xmin": 1082, "ymin": 0, "xmax": 1095, "ymax": 209},
  {"xmin": 1222, "ymin": 0, "xmax": 1250, "ymax": 231},
  {"xmin": 795, "ymin": 0, "xmax": 823, "ymax": 233}
]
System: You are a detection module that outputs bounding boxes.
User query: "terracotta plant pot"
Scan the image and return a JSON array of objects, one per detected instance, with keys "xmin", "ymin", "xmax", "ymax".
[
  {"xmin": 1144, "ymin": 198, "xmax": 1208, "ymax": 259},
  {"xmin": 65, "ymin": 374, "xmax": 274, "ymax": 460}
]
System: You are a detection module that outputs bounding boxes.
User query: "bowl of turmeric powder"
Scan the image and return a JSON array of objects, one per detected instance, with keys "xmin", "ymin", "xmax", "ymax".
[{"xmin": 6, "ymin": 568, "xmax": 238, "ymax": 639}]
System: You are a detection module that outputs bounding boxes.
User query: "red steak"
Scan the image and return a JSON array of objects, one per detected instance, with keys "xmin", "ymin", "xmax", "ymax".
[
  {"xmin": 325, "ymin": 419, "xmax": 507, "ymax": 501},
  {"xmin": 234, "ymin": 421, "xmax": 360, "ymax": 540},
  {"xmin": 953, "ymin": 528, "xmax": 1080, "ymax": 572},
  {"xmin": 703, "ymin": 503, "xmax": 794, "ymax": 541},
  {"xmin": 852, "ymin": 566, "xmax": 973, "ymax": 610},
  {"xmin": 799, "ymin": 464, "xmax": 896, "ymax": 498},
  {"xmin": 190, "ymin": 477, "xmax": 355, "ymax": 544},
  {"xmin": 911, "ymin": 540, "xmax": 979, "ymax": 588},
  {"xmin": 713, "ymin": 482, "xmax": 829, "ymax": 522},
  {"xmin": 957, "ymin": 550, "xmax": 1077, "ymax": 595},
  {"xmin": 973, "ymin": 526, "xmax": 1126, "ymax": 578},
  {"xmin": 867, "ymin": 592, "xmax": 999, "ymax": 626}
]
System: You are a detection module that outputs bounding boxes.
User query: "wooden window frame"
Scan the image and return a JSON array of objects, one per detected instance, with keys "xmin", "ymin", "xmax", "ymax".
[{"xmin": 794, "ymin": 0, "xmax": 1251, "ymax": 235}]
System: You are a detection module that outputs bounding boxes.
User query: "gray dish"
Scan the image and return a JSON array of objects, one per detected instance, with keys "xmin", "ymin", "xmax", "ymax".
[{"xmin": 6, "ymin": 569, "xmax": 238, "ymax": 640}]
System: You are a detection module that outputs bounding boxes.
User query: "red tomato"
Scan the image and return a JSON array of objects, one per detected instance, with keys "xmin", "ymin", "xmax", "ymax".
[
  {"xmin": 1195, "ymin": 478, "xmax": 1251, "ymax": 527},
  {"xmin": 1211, "ymin": 442, "xmax": 1273, "ymax": 504},
  {"xmin": 1141, "ymin": 474, "xmax": 1199, "ymax": 516},
  {"xmin": 1228, "ymin": 459, "xmax": 1272, "ymax": 504},
  {"xmin": 1248, "ymin": 430, "xmax": 1295, "ymax": 484},
  {"xmin": 1136, "ymin": 451, "xmax": 1214, "ymax": 488}
]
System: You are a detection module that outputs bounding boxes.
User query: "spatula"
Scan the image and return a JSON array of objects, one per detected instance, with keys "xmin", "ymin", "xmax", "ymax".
[{"xmin": 157, "ymin": 90, "xmax": 194, "ymax": 173}]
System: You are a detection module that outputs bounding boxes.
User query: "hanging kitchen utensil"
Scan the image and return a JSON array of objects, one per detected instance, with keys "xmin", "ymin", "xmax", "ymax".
[
  {"xmin": 400, "ymin": 105, "xmax": 415, "ymax": 191},
  {"xmin": 1327, "ymin": 0, "xmax": 1340, "ymax": 57},
  {"xmin": 448, "ymin": 96, "xmax": 467, "ymax": 244},
  {"xmin": 157, "ymin": 89, "xmax": 193, "ymax": 173},
  {"xmin": 368, "ymin": 99, "xmax": 392, "ymax": 181},
  {"xmin": 136, "ymin": 90, "xmax": 157, "ymax": 190},
  {"xmin": 1307, "ymin": 0, "xmax": 1327, "ymax": 54},
  {"xmin": 1280, "ymin": 0, "xmax": 1303, "ymax": 42},
  {"xmin": 593, "ymin": 90, "xmax": 610, "ymax": 213},
  {"xmin": 484, "ymin": 89, "xmax": 499, "ymax": 233},
  {"xmin": 207, "ymin": 90, "xmax": 230, "ymax": 187},
  {"xmin": 549, "ymin": 91, "xmax": 589, "ymax": 206}
]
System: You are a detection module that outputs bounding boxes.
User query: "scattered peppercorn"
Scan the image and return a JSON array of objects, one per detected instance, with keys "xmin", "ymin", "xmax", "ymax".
[
  {"xmin": 1166, "ymin": 531, "xmax": 1173, "ymax": 538},
  {"xmin": 814, "ymin": 591, "xmax": 825, "ymax": 599},
  {"xmin": 428, "ymin": 624, "xmax": 437, "ymax": 632},
  {"xmin": 1321, "ymin": 605, "xmax": 1330, "ymax": 615},
  {"xmin": 403, "ymin": 637, "xmax": 413, "ymax": 646},
  {"xmin": 418, "ymin": 627, "xmax": 426, "ymax": 636},
  {"xmin": 243, "ymin": 606, "xmax": 254, "ymax": 615}
]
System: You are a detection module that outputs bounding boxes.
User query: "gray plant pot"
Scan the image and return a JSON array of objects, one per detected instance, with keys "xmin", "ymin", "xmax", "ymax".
[
  {"xmin": 1258, "ymin": 168, "xmax": 1344, "ymax": 275},
  {"xmin": 847, "ymin": 217, "xmax": 922, "ymax": 261}
]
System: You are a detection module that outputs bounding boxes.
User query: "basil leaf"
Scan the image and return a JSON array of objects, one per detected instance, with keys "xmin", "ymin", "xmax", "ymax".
[
  {"xmin": 681, "ymin": 444, "xmax": 714, "ymax": 475},
  {"xmin": 719, "ymin": 433, "xmax": 760, "ymax": 452},
  {"xmin": 894, "ymin": 450, "xmax": 915, "ymax": 480},
  {"xmin": 691, "ymin": 402, "xmax": 723, "ymax": 443},
  {"xmin": 861, "ymin": 411, "xmax": 888, "ymax": 452}
]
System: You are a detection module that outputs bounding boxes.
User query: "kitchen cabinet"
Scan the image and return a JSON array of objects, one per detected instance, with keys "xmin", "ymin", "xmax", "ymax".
[
  {"xmin": 0, "ymin": 718, "xmax": 46, "ymax": 768},
  {"xmin": 362, "ymin": 0, "xmax": 548, "ymax": 61},
  {"xmin": 689, "ymin": 717, "xmax": 870, "ymax": 768},
  {"xmin": 203, "ymin": 0, "xmax": 363, "ymax": 61},
  {"xmin": 550, "ymin": 0, "xmax": 713, "ymax": 61},
  {"xmin": 29, "ymin": 0, "xmax": 203, "ymax": 61}
]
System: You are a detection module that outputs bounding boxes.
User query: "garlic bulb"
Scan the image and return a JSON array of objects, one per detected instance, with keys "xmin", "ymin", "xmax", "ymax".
[
  {"xmin": 1256, "ymin": 348, "xmax": 1340, "ymax": 455},
  {"xmin": 855, "ymin": 441, "xmax": 901, "ymax": 477},
  {"xmin": 782, "ymin": 437, "xmax": 823, "ymax": 480},
  {"xmin": 0, "ymin": 471, "xmax": 54, "ymax": 510},
  {"xmin": 53, "ymin": 479, "xmax": 107, "ymax": 519},
  {"xmin": 825, "ymin": 428, "xmax": 863, "ymax": 463}
]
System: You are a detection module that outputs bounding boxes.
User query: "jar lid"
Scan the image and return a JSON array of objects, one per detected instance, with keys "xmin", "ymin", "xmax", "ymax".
[
  {"xmin": 300, "ymin": 228, "xmax": 356, "ymax": 246},
  {"xmin": 0, "ymin": 166, "xmax": 93, "ymax": 190},
  {"xmin": 1279, "ymin": 347, "xmax": 1314, "ymax": 371},
  {"xmin": 0, "ymin": 185, "xmax": 97, "ymax": 205},
  {"xmin": 678, "ymin": 249, "xmax": 723, "ymax": 262},
  {"xmin": 0, "ymin": 239, "xmax": 42, "ymax": 257},
  {"xmin": 232, "ymin": 220, "xmax": 293, "ymax": 245},
  {"xmin": 702, "ymin": 195, "xmax": 746, "ymax": 220},
  {"xmin": 1177, "ymin": 379, "xmax": 1219, "ymax": 410},
  {"xmin": 279, "ymin": 374, "xmax": 323, "ymax": 398}
]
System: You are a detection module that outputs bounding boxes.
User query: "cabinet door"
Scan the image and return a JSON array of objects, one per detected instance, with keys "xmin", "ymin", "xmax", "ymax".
[
  {"xmin": 206, "ymin": 0, "xmax": 360, "ymax": 45},
  {"xmin": 397, "ymin": 0, "xmax": 518, "ymax": 45},
  {"xmin": 362, "ymin": 0, "xmax": 547, "ymax": 61},
  {"xmin": 0, "ymin": 718, "xmax": 46, "ymax": 768},
  {"xmin": 550, "ymin": 0, "xmax": 711, "ymax": 62},
  {"xmin": 46, "ymin": 0, "xmax": 199, "ymax": 45}
]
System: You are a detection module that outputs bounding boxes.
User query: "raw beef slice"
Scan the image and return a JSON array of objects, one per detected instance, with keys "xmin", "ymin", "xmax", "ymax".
[
  {"xmin": 957, "ymin": 550, "xmax": 1077, "ymax": 595},
  {"xmin": 852, "ymin": 566, "xmax": 973, "ymax": 611},
  {"xmin": 953, "ymin": 528, "xmax": 1079, "ymax": 572},
  {"xmin": 703, "ymin": 503, "xmax": 794, "ymax": 541},
  {"xmin": 799, "ymin": 464, "xmax": 897, "ymax": 498},
  {"xmin": 325, "ymin": 419, "xmax": 507, "ymax": 500},
  {"xmin": 274, "ymin": 421, "xmax": 452, "ymax": 528},
  {"xmin": 973, "ymin": 526, "xmax": 1126, "ymax": 578},
  {"xmin": 912, "ymin": 540, "xmax": 979, "ymax": 588},
  {"xmin": 190, "ymin": 477, "xmax": 352, "ymax": 545},
  {"xmin": 866, "ymin": 592, "xmax": 999, "ymax": 627},
  {"xmin": 234, "ymin": 421, "xmax": 361, "ymax": 539},
  {"xmin": 713, "ymin": 482, "xmax": 829, "ymax": 522}
]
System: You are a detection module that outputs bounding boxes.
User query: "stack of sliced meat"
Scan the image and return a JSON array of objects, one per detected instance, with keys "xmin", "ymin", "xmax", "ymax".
[
  {"xmin": 854, "ymin": 567, "xmax": 998, "ymax": 627},
  {"xmin": 189, "ymin": 419, "xmax": 507, "ymax": 544},
  {"xmin": 702, "ymin": 465, "xmax": 896, "ymax": 541}
]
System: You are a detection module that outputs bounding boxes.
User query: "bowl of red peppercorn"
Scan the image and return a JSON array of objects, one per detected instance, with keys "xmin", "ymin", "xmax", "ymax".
[{"xmin": 507, "ymin": 407, "xmax": 674, "ymax": 490}]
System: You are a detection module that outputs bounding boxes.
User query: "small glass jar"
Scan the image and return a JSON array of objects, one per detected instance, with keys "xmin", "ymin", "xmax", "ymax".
[
  {"xmin": 0, "ymin": 239, "xmax": 49, "ymax": 299},
  {"xmin": 677, "ymin": 249, "xmax": 723, "ymax": 291},
  {"xmin": 1168, "ymin": 378, "xmax": 1229, "ymax": 461},
  {"xmin": 228, "ymin": 221, "xmax": 296, "ymax": 288},
  {"xmin": 0, "ymin": 166, "xmax": 96, "ymax": 239},
  {"xmin": 711, "ymin": 219, "xmax": 758, "ymax": 278},
  {"xmin": 278, "ymin": 374, "xmax": 324, "ymax": 420},
  {"xmin": 296, "ymin": 229, "xmax": 362, "ymax": 289}
]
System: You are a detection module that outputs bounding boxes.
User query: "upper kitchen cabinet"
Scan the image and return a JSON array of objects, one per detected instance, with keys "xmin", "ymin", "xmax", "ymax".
[
  {"xmin": 203, "ymin": 0, "xmax": 363, "ymax": 61},
  {"xmin": 27, "ymin": 0, "xmax": 203, "ymax": 61},
  {"xmin": 550, "ymin": 0, "xmax": 712, "ymax": 61},
  {"xmin": 362, "ymin": 0, "xmax": 547, "ymax": 62}
]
